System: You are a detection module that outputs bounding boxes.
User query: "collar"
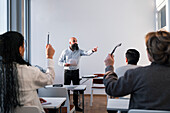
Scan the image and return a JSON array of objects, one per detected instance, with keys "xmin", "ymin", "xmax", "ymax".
[{"xmin": 68, "ymin": 46, "xmax": 79, "ymax": 52}]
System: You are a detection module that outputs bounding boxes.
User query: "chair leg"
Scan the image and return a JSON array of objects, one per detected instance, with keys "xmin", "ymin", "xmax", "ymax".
[
  {"xmin": 107, "ymin": 95, "xmax": 109, "ymax": 103},
  {"xmin": 90, "ymin": 88, "xmax": 93, "ymax": 106},
  {"xmin": 66, "ymin": 101, "xmax": 70, "ymax": 113},
  {"xmin": 78, "ymin": 92, "xmax": 81, "ymax": 106}
]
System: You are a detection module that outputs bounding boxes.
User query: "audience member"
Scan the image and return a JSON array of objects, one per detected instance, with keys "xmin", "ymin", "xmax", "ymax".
[
  {"xmin": 0, "ymin": 31, "xmax": 55, "ymax": 113},
  {"xmin": 103, "ymin": 31, "xmax": 170, "ymax": 111},
  {"xmin": 115, "ymin": 49, "xmax": 140, "ymax": 78}
]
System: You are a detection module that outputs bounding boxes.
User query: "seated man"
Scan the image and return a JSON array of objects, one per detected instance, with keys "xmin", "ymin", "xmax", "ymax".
[
  {"xmin": 103, "ymin": 31, "xmax": 170, "ymax": 112},
  {"xmin": 115, "ymin": 49, "xmax": 141, "ymax": 78}
]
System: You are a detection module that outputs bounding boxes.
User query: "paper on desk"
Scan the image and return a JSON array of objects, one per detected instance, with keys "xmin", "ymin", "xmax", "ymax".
[{"xmin": 41, "ymin": 102, "xmax": 52, "ymax": 105}]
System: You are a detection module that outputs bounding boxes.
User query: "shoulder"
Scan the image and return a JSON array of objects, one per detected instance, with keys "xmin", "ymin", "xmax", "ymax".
[
  {"xmin": 125, "ymin": 64, "xmax": 151, "ymax": 77},
  {"xmin": 63, "ymin": 48, "xmax": 69, "ymax": 52},
  {"xmin": 116, "ymin": 65, "xmax": 130, "ymax": 72},
  {"xmin": 79, "ymin": 49, "xmax": 83, "ymax": 51},
  {"xmin": 61, "ymin": 48, "xmax": 69, "ymax": 54},
  {"xmin": 17, "ymin": 64, "xmax": 40, "ymax": 74}
]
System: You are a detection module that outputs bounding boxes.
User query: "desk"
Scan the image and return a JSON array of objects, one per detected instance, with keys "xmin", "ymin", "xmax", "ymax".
[
  {"xmin": 64, "ymin": 85, "xmax": 86, "ymax": 113},
  {"xmin": 42, "ymin": 97, "xmax": 66, "ymax": 113},
  {"xmin": 45, "ymin": 85, "xmax": 86, "ymax": 113},
  {"xmin": 80, "ymin": 75, "xmax": 98, "ymax": 85},
  {"xmin": 82, "ymin": 75, "xmax": 98, "ymax": 78},
  {"xmin": 107, "ymin": 98, "xmax": 129, "ymax": 112}
]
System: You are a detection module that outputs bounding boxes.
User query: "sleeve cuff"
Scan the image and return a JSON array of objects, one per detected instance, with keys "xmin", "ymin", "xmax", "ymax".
[
  {"xmin": 47, "ymin": 59, "xmax": 54, "ymax": 67},
  {"xmin": 105, "ymin": 65, "xmax": 114, "ymax": 72}
]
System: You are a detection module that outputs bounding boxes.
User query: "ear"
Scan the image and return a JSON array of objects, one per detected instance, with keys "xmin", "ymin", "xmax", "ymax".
[
  {"xmin": 19, "ymin": 46, "xmax": 24, "ymax": 56},
  {"xmin": 125, "ymin": 58, "xmax": 128, "ymax": 64},
  {"xmin": 19, "ymin": 46, "xmax": 22, "ymax": 54}
]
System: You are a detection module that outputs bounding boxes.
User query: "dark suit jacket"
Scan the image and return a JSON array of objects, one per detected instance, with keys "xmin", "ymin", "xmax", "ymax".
[{"xmin": 103, "ymin": 62, "xmax": 170, "ymax": 110}]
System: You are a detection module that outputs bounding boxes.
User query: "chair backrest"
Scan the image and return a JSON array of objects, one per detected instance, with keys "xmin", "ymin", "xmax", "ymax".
[
  {"xmin": 14, "ymin": 106, "xmax": 41, "ymax": 113},
  {"xmin": 38, "ymin": 87, "xmax": 72, "ymax": 113},
  {"xmin": 93, "ymin": 79, "xmax": 103, "ymax": 84},
  {"xmin": 128, "ymin": 109, "xmax": 170, "ymax": 113},
  {"xmin": 38, "ymin": 87, "xmax": 68, "ymax": 98},
  {"xmin": 92, "ymin": 73, "xmax": 104, "ymax": 85}
]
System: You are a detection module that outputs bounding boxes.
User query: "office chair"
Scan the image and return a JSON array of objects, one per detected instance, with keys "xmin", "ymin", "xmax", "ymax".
[{"xmin": 90, "ymin": 73, "xmax": 106, "ymax": 106}]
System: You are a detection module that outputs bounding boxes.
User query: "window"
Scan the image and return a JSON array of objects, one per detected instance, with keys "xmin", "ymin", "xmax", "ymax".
[
  {"xmin": 158, "ymin": 5, "xmax": 166, "ymax": 29},
  {"xmin": 0, "ymin": 0, "xmax": 30, "ymax": 62},
  {"xmin": 0, "ymin": 0, "xmax": 7, "ymax": 34}
]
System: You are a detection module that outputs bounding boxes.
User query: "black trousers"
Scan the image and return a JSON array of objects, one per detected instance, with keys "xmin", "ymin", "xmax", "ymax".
[{"xmin": 64, "ymin": 69, "xmax": 80, "ymax": 107}]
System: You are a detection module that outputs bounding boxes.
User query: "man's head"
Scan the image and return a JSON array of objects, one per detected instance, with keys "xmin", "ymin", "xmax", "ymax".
[
  {"xmin": 125, "ymin": 49, "xmax": 140, "ymax": 65},
  {"xmin": 69, "ymin": 37, "xmax": 79, "ymax": 51}
]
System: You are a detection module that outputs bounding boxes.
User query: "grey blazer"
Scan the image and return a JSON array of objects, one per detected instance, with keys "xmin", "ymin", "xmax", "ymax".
[{"xmin": 103, "ymin": 62, "xmax": 170, "ymax": 110}]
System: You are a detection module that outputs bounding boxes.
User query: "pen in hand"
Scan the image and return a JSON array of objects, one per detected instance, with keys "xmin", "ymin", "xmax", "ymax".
[
  {"xmin": 111, "ymin": 43, "xmax": 122, "ymax": 55},
  {"xmin": 47, "ymin": 32, "xmax": 49, "ymax": 45}
]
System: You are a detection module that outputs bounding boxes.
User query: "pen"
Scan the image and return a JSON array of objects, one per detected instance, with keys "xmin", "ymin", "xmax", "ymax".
[
  {"xmin": 111, "ymin": 43, "xmax": 122, "ymax": 55},
  {"xmin": 47, "ymin": 32, "xmax": 49, "ymax": 45}
]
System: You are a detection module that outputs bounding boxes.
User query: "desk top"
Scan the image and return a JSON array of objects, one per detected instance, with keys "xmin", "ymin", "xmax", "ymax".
[
  {"xmin": 42, "ymin": 97, "xmax": 66, "ymax": 109},
  {"xmin": 107, "ymin": 99, "xmax": 129, "ymax": 111},
  {"xmin": 45, "ymin": 85, "xmax": 86, "ymax": 91},
  {"xmin": 64, "ymin": 85, "xmax": 86, "ymax": 91},
  {"xmin": 82, "ymin": 75, "xmax": 97, "ymax": 78}
]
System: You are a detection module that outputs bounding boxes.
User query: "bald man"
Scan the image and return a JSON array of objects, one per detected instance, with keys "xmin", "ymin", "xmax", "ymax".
[{"xmin": 58, "ymin": 37, "xmax": 97, "ymax": 111}]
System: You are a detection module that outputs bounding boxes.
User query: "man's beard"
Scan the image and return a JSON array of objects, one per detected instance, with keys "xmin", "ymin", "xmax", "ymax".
[{"xmin": 71, "ymin": 43, "xmax": 79, "ymax": 50}]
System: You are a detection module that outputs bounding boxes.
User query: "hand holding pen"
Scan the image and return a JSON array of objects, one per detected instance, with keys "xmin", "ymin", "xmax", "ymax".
[
  {"xmin": 104, "ymin": 54, "xmax": 114, "ymax": 67},
  {"xmin": 46, "ymin": 32, "xmax": 55, "ymax": 59},
  {"xmin": 104, "ymin": 43, "xmax": 122, "ymax": 67}
]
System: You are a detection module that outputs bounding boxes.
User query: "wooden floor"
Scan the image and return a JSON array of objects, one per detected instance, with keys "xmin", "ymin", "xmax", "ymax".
[{"xmin": 70, "ymin": 94, "xmax": 108, "ymax": 113}]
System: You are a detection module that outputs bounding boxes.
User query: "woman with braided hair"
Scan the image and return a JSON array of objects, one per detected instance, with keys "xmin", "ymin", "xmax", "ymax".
[
  {"xmin": 0, "ymin": 31, "xmax": 55, "ymax": 113},
  {"xmin": 103, "ymin": 31, "xmax": 170, "ymax": 111}
]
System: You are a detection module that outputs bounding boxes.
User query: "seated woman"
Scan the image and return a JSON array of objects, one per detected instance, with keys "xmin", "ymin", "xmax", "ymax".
[
  {"xmin": 0, "ymin": 31, "xmax": 55, "ymax": 113},
  {"xmin": 103, "ymin": 31, "xmax": 170, "ymax": 111}
]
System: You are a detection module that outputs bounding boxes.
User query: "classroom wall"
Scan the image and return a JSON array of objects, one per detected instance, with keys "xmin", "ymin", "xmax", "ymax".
[{"xmin": 30, "ymin": 0, "xmax": 155, "ymax": 94}]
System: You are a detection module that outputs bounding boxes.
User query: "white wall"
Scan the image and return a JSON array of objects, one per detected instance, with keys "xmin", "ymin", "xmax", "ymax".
[{"xmin": 31, "ymin": 0, "xmax": 155, "ymax": 94}]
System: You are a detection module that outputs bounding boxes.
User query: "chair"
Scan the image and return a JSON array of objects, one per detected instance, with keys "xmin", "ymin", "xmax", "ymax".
[
  {"xmin": 38, "ymin": 87, "xmax": 75, "ymax": 113},
  {"xmin": 90, "ymin": 73, "xmax": 106, "ymax": 106},
  {"xmin": 128, "ymin": 109, "xmax": 170, "ymax": 113},
  {"xmin": 14, "ymin": 106, "xmax": 41, "ymax": 113}
]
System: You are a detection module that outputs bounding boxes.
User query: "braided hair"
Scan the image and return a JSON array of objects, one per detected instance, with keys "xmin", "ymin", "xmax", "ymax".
[{"xmin": 0, "ymin": 31, "xmax": 30, "ymax": 113}]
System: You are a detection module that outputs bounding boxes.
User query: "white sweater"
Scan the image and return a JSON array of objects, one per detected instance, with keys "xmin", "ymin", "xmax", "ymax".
[{"xmin": 17, "ymin": 59, "xmax": 55, "ymax": 113}]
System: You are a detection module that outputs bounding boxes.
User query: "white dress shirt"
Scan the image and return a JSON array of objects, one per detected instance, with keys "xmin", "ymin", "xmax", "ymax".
[
  {"xmin": 17, "ymin": 59, "xmax": 55, "ymax": 113},
  {"xmin": 115, "ymin": 64, "xmax": 141, "ymax": 78},
  {"xmin": 58, "ymin": 47, "xmax": 94, "ymax": 70}
]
